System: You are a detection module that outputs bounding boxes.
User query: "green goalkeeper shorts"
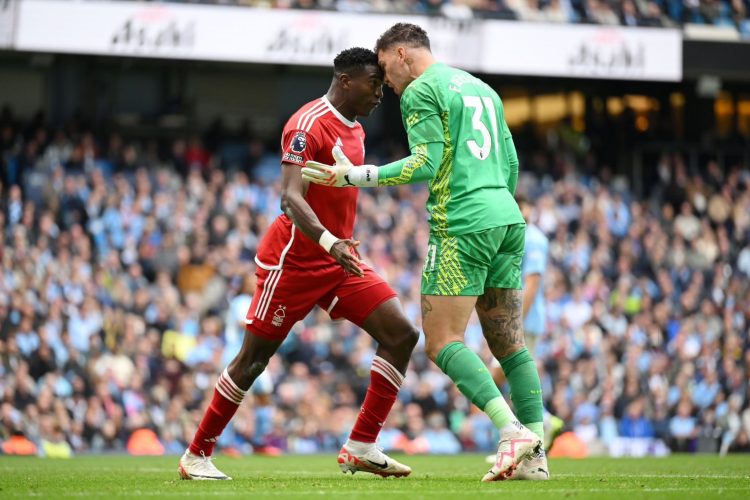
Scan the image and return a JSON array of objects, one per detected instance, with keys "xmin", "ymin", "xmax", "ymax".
[{"xmin": 421, "ymin": 224, "xmax": 526, "ymax": 296}]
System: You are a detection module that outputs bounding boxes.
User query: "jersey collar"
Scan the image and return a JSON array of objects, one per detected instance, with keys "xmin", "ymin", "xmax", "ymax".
[
  {"xmin": 404, "ymin": 62, "xmax": 443, "ymax": 94},
  {"xmin": 322, "ymin": 95, "xmax": 357, "ymax": 128}
]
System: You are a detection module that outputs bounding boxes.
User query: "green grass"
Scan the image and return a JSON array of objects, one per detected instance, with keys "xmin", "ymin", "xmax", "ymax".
[{"xmin": 1, "ymin": 454, "xmax": 749, "ymax": 499}]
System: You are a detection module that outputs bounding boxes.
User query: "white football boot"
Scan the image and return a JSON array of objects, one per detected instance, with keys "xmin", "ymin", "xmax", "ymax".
[
  {"xmin": 337, "ymin": 446, "xmax": 411, "ymax": 478},
  {"xmin": 178, "ymin": 450, "xmax": 232, "ymax": 480},
  {"xmin": 512, "ymin": 448, "xmax": 550, "ymax": 480},
  {"xmin": 481, "ymin": 422, "xmax": 542, "ymax": 482}
]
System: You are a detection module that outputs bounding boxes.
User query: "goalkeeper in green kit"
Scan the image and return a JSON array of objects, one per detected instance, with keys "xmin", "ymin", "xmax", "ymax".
[{"xmin": 302, "ymin": 23, "xmax": 547, "ymax": 482}]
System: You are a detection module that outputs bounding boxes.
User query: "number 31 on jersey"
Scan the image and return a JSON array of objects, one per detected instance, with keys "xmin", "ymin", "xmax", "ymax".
[{"xmin": 463, "ymin": 96, "xmax": 499, "ymax": 161}]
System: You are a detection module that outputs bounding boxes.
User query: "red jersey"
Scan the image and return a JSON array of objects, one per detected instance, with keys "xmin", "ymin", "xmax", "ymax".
[{"xmin": 255, "ymin": 96, "xmax": 365, "ymax": 271}]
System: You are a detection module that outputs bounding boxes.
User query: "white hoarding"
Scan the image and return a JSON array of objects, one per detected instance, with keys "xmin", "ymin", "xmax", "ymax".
[
  {"xmin": 13, "ymin": 1, "xmax": 682, "ymax": 81},
  {"xmin": 482, "ymin": 21, "xmax": 682, "ymax": 81},
  {"xmin": 13, "ymin": 1, "xmax": 474, "ymax": 68},
  {"xmin": 0, "ymin": 0, "xmax": 18, "ymax": 48}
]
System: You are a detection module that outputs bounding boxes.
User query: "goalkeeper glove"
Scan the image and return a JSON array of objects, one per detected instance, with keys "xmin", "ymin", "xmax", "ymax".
[{"xmin": 302, "ymin": 146, "xmax": 378, "ymax": 187}]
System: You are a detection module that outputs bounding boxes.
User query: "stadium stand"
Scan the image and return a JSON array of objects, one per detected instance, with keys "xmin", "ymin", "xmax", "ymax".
[
  {"xmin": 69, "ymin": 0, "xmax": 750, "ymax": 33},
  {"xmin": 1, "ymin": 100, "xmax": 749, "ymax": 456}
]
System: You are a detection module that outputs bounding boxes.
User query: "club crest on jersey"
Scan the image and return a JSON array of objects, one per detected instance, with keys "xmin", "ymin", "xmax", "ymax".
[
  {"xmin": 272, "ymin": 305, "xmax": 286, "ymax": 327},
  {"xmin": 290, "ymin": 132, "xmax": 307, "ymax": 153}
]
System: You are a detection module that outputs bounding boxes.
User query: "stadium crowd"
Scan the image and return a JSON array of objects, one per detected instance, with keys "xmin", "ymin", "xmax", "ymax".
[
  {"xmin": 95, "ymin": 0, "xmax": 750, "ymax": 32},
  {"xmin": 1, "ymin": 103, "xmax": 749, "ymax": 458}
]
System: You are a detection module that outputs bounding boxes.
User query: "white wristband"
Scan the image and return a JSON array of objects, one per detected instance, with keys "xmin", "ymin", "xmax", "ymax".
[
  {"xmin": 318, "ymin": 230, "xmax": 339, "ymax": 253},
  {"xmin": 346, "ymin": 165, "xmax": 379, "ymax": 187}
]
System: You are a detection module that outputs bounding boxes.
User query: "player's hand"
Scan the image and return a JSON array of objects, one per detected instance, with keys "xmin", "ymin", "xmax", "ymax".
[
  {"xmin": 330, "ymin": 238, "xmax": 364, "ymax": 277},
  {"xmin": 302, "ymin": 146, "xmax": 355, "ymax": 187}
]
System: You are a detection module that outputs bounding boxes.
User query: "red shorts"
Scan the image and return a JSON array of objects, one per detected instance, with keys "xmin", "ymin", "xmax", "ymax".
[{"xmin": 245, "ymin": 263, "xmax": 397, "ymax": 340}]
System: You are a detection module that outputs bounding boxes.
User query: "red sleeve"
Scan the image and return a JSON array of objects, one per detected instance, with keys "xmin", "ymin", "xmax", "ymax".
[{"xmin": 280, "ymin": 127, "xmax": 320, "ymax": 167}]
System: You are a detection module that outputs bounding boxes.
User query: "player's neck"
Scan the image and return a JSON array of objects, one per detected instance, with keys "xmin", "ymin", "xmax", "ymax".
[
  {"xmin": 325, "ymin": 89, "xmax": 356, "ymax": 121},
  {"xmin": 409, "ymin": 51, "xmax": 436, "ymax": 80}
]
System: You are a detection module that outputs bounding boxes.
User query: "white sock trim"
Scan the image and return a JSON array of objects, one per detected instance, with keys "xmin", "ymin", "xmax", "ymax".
[
  {"xmin": 372, "ymin": 355, "xmax": 404, "ymax": 390},
  {"xmin": 222, "ymin": 368, "xmax": 245, "ymax": 395},
  {"xmin": 215, "ymin": 368, "xmax": 246, "ymax": 405}
]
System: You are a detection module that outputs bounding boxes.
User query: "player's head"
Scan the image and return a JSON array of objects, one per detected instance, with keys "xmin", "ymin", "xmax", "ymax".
[
  {"xmin": 374, "ymin": 23, "xmax": 431, "ymax": 96},
  {"xmin": 332, "ymin": 47, "xmax": 384, "ymax": 117}
]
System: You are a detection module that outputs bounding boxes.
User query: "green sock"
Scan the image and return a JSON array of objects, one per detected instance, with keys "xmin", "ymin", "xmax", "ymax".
[
  {"xmin": 436, "ymin": 342, "xmax": 515, "ymax": 430},
  {"xmin": 500, "ymin": 347, "xmax": 544, "ymax": 440},
  {"xmin": 526, "ymin": 422, "xmax": 544, "ymax": 440}
]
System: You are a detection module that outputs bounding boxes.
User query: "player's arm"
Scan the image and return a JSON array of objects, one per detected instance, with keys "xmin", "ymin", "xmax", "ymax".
[
  {"xmin": 375, "ymin": 140, "xmax": 444, "ymax": 186},
  {"xmin": 375, "ymin": 99, "xmax": 445, "ymax": 186},
  {"xmin": 503, "ymin": 120, "xmax": 519, "ymax": 195},
  {"xmin": 522, "ymin": 273, "xmax": 541, "ymax": 320},
  {"xmin": 301, "ymin": 140, "xmax": 443, "ymax": 188},
  {"xmin": 521, "ymin": 240, "xmax": 546, "ymax": 319},
  {"xmin": 303, "ymin": 84, "xmax": 445, "ymax": 188},
  {"xmin": 280, "ymin": 163, "xmax": 363, "ymax": 277}
]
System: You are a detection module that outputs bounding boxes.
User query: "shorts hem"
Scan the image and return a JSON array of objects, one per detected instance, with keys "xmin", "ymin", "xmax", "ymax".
[
  {"xmin": 245, "ymin": 323, "xmax": 288, "ymax": 341},
  {"xmin": 484, "ymin": 282, "xmax": 523, "ymax": 290},
  {"xmin": 420, "ymin": 289, "xmax": 482, "ymax": 296},
  {"xmin": 351, "ymin": 292, "xmax": 398, "ymax": 327}
]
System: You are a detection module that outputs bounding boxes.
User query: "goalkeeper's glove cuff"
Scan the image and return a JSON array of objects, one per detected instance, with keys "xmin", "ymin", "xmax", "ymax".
[{"xmin": 344, "ymin": 165, "xmax": 378, "ymax": 188}]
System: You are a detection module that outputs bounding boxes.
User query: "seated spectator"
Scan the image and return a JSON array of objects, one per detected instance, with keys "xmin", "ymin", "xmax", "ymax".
[
  {"xmin": 619, "ymin": 398, "xmax": 655, "ymax": 438},
  {"xmin": 670, "ymin": 400, "xmax": 697, "ymax": 452}
]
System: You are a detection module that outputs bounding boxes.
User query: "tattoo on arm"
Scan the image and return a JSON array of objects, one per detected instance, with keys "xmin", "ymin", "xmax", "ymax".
[
  {"xmin": 421, "ymin": 296, "xmax": 433, "ymax": 320},
  {"xmin": 476, "ymin": 288, "xmax": 525, "ymax": 358}
]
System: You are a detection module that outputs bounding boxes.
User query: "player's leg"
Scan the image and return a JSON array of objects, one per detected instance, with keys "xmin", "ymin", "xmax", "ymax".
[
  {"xmin": 360, "ymin": 297, "xmax": 417, "ymax": 374},
  {"xmin": 490, "ymin": 331, "xmax": 538, "ymax": 382},
  {"xmin": 478, "ymin": 298, "xmax": 544, "ymax": 442},
  {"xmin": 322, "ymin": 270, "xmax": 418, "ymax": 477},
  {"xmin": 421, "ymin": 230, "xmax": 539, "ymax": 481},
  {"xmin": 485, "ymin": 334, "xmax": 559, "ymax": 479},
  {"xmin": 422, "ymin": 293, "xmax": 538, "ymax": 481},
  {"xmin": 489, "ymin": 333, "xmax": 561, "ymax": 454},
  {"xmin": 478, "ymin": 224, "xmax": 546, "ymax": 480},
  {"xmin": 180, "ymin": 266, "xmax": 319, "ymax": 480},
  {"xmin": 179, "ymin": 330, "xmax": 282, "ymax": 480},
  {"xmin": 478, "ymin": 225, "xmax": 545, "ymax": 441}
]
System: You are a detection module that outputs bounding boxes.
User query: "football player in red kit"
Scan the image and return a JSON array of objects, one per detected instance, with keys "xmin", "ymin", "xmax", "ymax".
[{"xmin": 179, "ymin": 48, "xmax": 419, "ymax": 480}]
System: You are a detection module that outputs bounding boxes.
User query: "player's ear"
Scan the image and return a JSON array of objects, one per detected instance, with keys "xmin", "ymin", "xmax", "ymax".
[
  {"xmin": 396, "ymin": 46, "xmax": 407, "ymax": 63},
  {"xmin": 339, "ymin": 73, "xmax": 352, "ymax": 90}
]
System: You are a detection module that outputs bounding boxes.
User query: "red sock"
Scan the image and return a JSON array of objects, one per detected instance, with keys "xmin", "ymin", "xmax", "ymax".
[
  {"xmin": 349, "ymin": 356, "xmax": 403, "ymax": 443},
  {"xmin": 189, "ymin": 368, "xmax": 246, "ymax": 456}
]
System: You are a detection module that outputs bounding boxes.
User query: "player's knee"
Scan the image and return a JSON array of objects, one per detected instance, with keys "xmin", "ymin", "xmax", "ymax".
[
  {"xmin": 381, "ymin": 321, "xmax": 419, "ymax": 357},
  {"xmin": 396, "ymin": 323, "xmax": 419, "ymax": 353},
  {"xmin": 424, "ymin": 331, "xmax": 465, "ymax": 363},
  {"xmin": 232, "ymin": 348, "xmax": 271, "ymax": 378},
  {"xmin": 242, "ymin": 360, "xmax": 268, "ymax": 381},
  {"xmin": 424, "ymin": 338, "xmax": 443, "ymax": 363}
]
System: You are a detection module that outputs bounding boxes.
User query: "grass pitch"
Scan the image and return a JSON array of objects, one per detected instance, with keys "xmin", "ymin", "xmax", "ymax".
[{"xmin": 1, "ymin": 453, "xmax": 749, "ymax": 498}]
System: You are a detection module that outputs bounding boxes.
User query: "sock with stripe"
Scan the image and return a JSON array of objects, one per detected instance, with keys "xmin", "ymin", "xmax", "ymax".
[
  {"xmin": 436, "ymin": 341, "xmax": 518, "ymax": 431},
  {"xmin": 188, "ymin": 368, "xmax": 246, "ymax": 457},
  {"xmin": 346, "ymin": 355, "xmax": 403, "ymax": 451},
  {"xmin": 500, "ymin": 347, "xmax": 545, "ymax": 440}
]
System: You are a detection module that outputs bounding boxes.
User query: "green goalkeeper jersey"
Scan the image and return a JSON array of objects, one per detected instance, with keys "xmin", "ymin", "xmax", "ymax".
[{"xmin": 391, "ymin": 63, "xmax": 523, "ymax": 237}]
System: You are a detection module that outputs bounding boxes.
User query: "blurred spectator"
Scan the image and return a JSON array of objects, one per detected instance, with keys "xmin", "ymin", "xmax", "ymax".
[
  {"xmin": 619, "ymin": 398, "xmax": 655, "ymax": 438},
  {"xmin": 670, "ymin": 400, "xmax": 697, "ymax": 451}
]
